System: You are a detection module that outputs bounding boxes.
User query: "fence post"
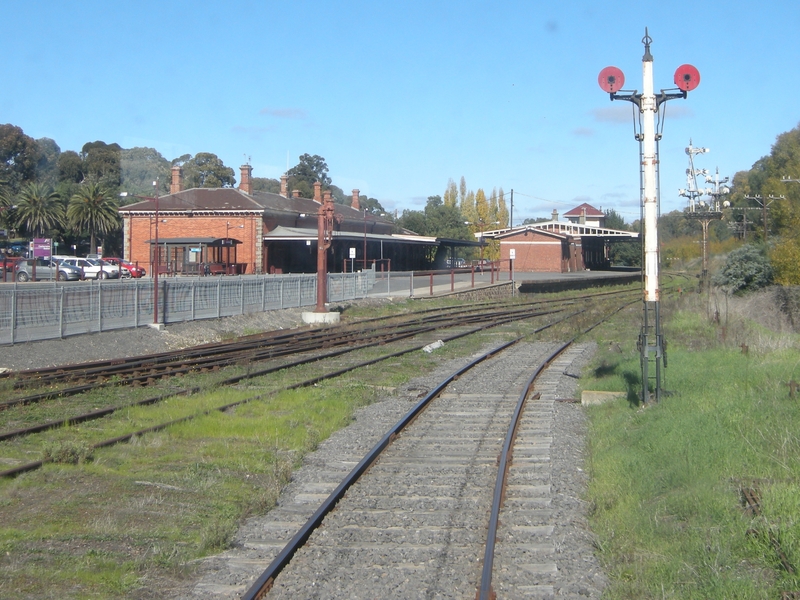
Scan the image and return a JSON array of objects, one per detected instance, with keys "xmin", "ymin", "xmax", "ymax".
[
  {"xmin": 59, "ymin": 286, "xmax": 65, "ymax": 338},
  {"xmin": 240, "ymin": 277, "xmax": 245, "ymax": 314},
  {"xmin": 98, "ymin": 281, "xmax": 102, "ymax": 332},
  {"xmin": 135, "ymin": 279, "xmax": 139, "ymax": 328},
  {"xmin": 262, "ymin": 277, "xmax": 266, "ymax": 311},
  {"xmin": 280, "ymin": 278, "xmax": 284, "ymax": 309},
  {"xmin": 217, "ymin": 278, "xmax": 222, "ymax": 318},
  {"xmin": 409, "ymin": 271, "xmax": 414, "ymax": 298},
  {"xmin": 11, "ymin": 284, "xmax": 16, "ymax": 344},
  {"xmin": 191, "ymin": 279, "xmax": 196, "ymax": 320}
]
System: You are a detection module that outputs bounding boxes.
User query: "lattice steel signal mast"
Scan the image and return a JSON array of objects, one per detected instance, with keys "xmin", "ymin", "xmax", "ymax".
[{"xmin": 598, "ymin": 29, "xmax": 700, "ymax": 404}]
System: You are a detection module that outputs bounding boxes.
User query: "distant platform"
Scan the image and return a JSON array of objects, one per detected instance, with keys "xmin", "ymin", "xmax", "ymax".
[{"xmin": 517, "ymin": 269, "xmax": 640, "ymax": 293}]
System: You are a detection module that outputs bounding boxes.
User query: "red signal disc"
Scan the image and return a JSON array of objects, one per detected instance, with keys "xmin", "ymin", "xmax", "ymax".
[
  {"xmin": 598, "ymin": 66, "xmax": 625, "ymax": 93},
  {"xmin": 674, "ymin": 64, "xmax": 700, "ymax": 91}
]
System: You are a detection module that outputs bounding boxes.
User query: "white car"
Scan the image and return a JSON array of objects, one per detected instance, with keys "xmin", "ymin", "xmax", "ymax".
[{"xmin": 60, "ymin": 257, "xmax": 120, "ymax": 279}]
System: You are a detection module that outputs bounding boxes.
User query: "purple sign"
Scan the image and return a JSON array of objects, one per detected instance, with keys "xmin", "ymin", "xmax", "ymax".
[{"xmin": 33, "ymin": 238, "xmax": 51, "ymax": 259}]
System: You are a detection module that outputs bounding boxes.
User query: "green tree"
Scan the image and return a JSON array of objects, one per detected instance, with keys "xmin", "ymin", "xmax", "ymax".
[
  {"xmin": 68, "ymin": 182, "xmax": 120, "ymax": 253},
  {"xmin": 81, "ymin": 141, "xmax": 122, "ymax": 189},
  {"xmin": 443, "ymin": 179, "xmax": 458, "ymax": 208},
  {"xmin": 57, "ymin": 150, "xmax": 84, "ymax": 184},
  {"xmin": 35, "ymin": 138, "xmax": 61, "ymax": 187},
  {"xmin": 497, "ymin": 187, "xmax": 509, "ymax": 228},
  {"xmin": 14, "ymin": 182, "xmax": 64, "ymax": 237},
  {"xmin": 461, "ymin": 189, "xmax": 476, "ymax": 225},
  {"xmin": 397, "ymin": 209, "xmax": 427, "ymax": 235},
  {"xmin": 252, "ymin": 177, "xmax": 280, "ymax": 193},
  {"xmin": 712, "ymin": 244, "xmax": 773, "ymax": 294},
  {"xmin": 287, "ymin": 154, "xmax": 331, "ymax": 198},
  {"xmin": 354, "ymin": 193, "xmax": 385, "ymax": 214},
  {"xmin": 609, "ymin": 239, "xmax": 641, "ymax": 267},
  {"xmin": 0, "ymin": 124, "xmax": 41, "ymax": 192},
  {"xmin": 181, "ymin": 153, "xmax": 236, "ymax": 188},
  {"xmin": 604, "ymin": 208, "xmax": 628, "ymax": 230},
  {"xmin": 120, "ymin": 147, "xmax": 171, "ymax": 196}
]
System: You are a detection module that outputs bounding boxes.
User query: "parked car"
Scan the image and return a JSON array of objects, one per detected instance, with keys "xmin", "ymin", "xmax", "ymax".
[
  {"xmin": 445, "ymin": 258, "xmax": 467, "ymax": 269},
  {"xmin": 59, "ymin": 257, "xmax": 120, "ymax": 279},
  {"xmin": 0, "ymin": 256, "xmax": 24, "ymax": 280},
  {"xmin": 15, "ymin": 258, "xmax": 82, "ymax": 282},
  {"xmin": 102, "ymin": 257, "xmax": 146, "ymax": 278}
]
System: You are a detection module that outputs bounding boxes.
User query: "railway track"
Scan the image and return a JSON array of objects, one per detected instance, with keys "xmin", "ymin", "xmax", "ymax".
[
  {"xmin": 190, "ymin": 338, "xmax": 593, "ymax": 599},
  {"xmin": 2, "ymin": 298, "xmax": 603, "ymax": 478},
  {"xmin": 189, "ymin": 297, "xmax": 630, "ymax": 599}
]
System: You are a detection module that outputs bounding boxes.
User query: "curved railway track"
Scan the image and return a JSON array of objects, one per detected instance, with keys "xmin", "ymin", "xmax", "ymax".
[
  {"xmin": 191, "ymin": 304, "xmax": 626, "ymax": 599},
  {"xmin": 228, "ymin": 339, "xmax": 589, "ymax": 599}
]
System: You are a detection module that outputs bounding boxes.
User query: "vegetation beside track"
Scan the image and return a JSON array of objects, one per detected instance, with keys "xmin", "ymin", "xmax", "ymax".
[
  {"xmin": 0, "ymin": 290, "xmax": 634, "ymax": 598},
  {"xmin": 583, "ymin": 283, "xmax": 800, "ymax": 598}
]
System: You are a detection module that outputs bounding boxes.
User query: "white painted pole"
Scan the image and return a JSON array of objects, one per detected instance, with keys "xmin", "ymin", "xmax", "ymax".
[{"xmin": 641, "ymin": 45, "xmax": 659, "ymax": 303}]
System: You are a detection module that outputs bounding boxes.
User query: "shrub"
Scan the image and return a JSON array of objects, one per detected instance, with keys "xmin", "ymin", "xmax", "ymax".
[{"xmin": 712, "ymin": 244, "xmax": 773, "ymax": 294}]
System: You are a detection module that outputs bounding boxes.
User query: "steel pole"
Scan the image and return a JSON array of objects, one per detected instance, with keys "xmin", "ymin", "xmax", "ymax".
[{"xmin": 153, "ymin": 183, "xmax": 159, "ymax": 325}]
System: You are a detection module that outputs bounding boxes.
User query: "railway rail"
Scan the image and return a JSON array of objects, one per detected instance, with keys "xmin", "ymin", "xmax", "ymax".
[
  {"xmin": 191, "ymin": 303, "xmax": 626, "ymax": 599},
  {"xmin": 0, "ymin": 290, "xmax": 639, "ymax": 480},
  {"xmin": 215, "ymin": 339, "xmax": 593, "ymax": 599}
]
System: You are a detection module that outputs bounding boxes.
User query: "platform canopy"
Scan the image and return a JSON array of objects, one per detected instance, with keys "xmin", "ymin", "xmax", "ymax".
[{"xmin": 481, "ymin": 222, "xmax": 639, "ymax": 239}]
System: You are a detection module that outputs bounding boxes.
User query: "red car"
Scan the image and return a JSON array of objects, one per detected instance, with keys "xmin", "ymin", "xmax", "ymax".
[{"xmin": 102, "ymin": 257, "xmax": 146, "ymax": 278}]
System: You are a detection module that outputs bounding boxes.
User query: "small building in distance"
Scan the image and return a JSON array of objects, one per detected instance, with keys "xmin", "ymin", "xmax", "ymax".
[
  {"xmin": 480, "ymin": 204, "xmax": 638, "ymax": 273},
  {"xmin": 563, "ymin": 203, "xmax": 606, "ymax": 227}
]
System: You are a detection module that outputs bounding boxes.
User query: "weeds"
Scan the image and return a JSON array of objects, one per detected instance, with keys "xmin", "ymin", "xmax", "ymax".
[{"xmin": 41, "ymin": 440, "xmax": 93, "ymax": 464}]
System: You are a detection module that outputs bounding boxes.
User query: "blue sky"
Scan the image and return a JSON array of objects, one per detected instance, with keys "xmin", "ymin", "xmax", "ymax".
[{"xmin": 2, "ymin": 0, "xmax": 798, "ymax": 224}]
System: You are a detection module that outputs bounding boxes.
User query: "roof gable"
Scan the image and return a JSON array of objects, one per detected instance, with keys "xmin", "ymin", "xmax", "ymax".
[{"xmin": 563, "ymin": 203, "xmax": 604, "ymax": 217}]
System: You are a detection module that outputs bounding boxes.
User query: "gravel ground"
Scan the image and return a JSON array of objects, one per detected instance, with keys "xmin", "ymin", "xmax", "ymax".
[
  {"xmin": 184, "ymin": 340, "xmax": 604, "ymax": 599},
  {"xmin": 0, "ymin": 301, "xmax": 606, "ymax": 597}
]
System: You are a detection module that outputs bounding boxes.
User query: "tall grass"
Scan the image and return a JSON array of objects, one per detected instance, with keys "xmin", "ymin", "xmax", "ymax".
[{"xmin": 585, "ymin": 291, "xmax": 800, "ymax": 598}]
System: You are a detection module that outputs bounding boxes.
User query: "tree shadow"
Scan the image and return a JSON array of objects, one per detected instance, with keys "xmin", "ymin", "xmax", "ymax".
[
  {"xmin": 622, "ymin": 370, "xmax": 643, "ymax": 407},
  {"xmin": 593, "ymin": 361, "xmax": 619, "ymax": 378}
]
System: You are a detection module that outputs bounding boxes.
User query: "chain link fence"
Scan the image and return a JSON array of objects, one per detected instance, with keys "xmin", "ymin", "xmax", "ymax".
[{"xmin": 0, "ymin": 270, "xmax": 375, "ymax": 345}]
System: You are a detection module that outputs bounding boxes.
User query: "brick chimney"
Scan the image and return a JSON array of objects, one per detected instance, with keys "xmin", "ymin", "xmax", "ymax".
[
  {"xmin": 313, "ymin": 181, "xmax": 322, "ymax": 203},
  {"xmin": 351, "ymin": 189, "xmax": 360, "ymax": 210},
  {"xmin": 580, "ymin": 207, "xmax": 586, "ymax": 224},
  {"xmin": 292, "ymin": 189, "xmax": 302, "ymax": 198},
  {"xmin": 280, "ymin": 174, "xmax": 288, "ymax": 197},
  {"xmin": 551, "ymin": 209, "xmax": 559, "ymax": 221},
  {"xmin": 170, "ymin": 165, "xmax": 183, "ymax": 194},
  {"xmin": 239, "ymin": 164, "xmax": 253, "ymax": 194},
  {"xmin": 323, "ymin": 190, "xmax": 332, "ymax": 204}
]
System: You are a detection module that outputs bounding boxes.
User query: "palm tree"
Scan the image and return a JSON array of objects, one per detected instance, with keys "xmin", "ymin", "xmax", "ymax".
[
  {"xmin": 15, "ymin": 182, "xmax": 64, "ymax": 238},
  {"xmin": 68, "ymin": 182, "xmax": 120, "ymax": 253}
]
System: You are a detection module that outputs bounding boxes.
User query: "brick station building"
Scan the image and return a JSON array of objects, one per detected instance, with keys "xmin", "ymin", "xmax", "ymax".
[
  {"xmin": 119, "ymin": 165, "xmax": 438, "ymax": 276},
  {"xmin": 480, "ymin": 205, "xmax": 639, "ymax": 273}
]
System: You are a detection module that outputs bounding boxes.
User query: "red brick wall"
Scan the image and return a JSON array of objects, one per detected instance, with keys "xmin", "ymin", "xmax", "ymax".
[
  {"xmin": 500, "ymin": 230, "xmax": 565, "ymax": 272},
  {"xmin": 125, "ymin": 214, "xmax": 261, "ymax": 274}
]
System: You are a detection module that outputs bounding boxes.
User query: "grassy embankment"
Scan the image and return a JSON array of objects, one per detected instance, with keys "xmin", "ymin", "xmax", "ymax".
[{"xmin": 584, "ymin": 283, "xmax": 800, "ymax": 598}]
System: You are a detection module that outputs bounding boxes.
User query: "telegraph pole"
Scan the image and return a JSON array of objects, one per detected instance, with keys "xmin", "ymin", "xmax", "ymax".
[
  {"xmin": 681, "ymin": 146, "xmax": 727, "ymax": 290},
  {"xmin": 745, "ymin": 194, "xmax": 783, "ymax": 242},
  {"xmin": 598, "ymin": 29, "xmax": 700, "ymax": 404}
]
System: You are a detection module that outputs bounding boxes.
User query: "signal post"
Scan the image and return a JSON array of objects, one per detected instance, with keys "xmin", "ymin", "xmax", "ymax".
[{"xmin": 598, "ymin": 29, "xmax": 700, "ymax": 403}]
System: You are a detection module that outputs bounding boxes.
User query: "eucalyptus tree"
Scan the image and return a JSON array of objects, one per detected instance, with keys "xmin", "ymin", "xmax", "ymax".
[
  {"xmin": 14, "ymin": 182, "xmax": 64, "ymax": 237},
  {"xmin": 68, "ymin": 182, "xmax": 120, "ymax": 253}
]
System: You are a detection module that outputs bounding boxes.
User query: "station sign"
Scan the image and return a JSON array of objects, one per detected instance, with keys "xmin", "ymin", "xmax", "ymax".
[{"xmin": 33, "ymin": 238, "xmax": 51, "ymax": 258}]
